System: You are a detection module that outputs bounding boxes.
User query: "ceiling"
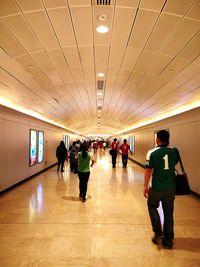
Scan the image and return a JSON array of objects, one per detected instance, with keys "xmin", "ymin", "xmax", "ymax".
[{"xmin": 0, "ymin": 0, "xmax": 200, "ymax": 136}]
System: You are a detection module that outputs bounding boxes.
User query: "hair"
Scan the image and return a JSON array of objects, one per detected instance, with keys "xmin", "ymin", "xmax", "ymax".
[
  {"xmin": 123, "ymin": 139, "xmax": 127, "ymax": 143},
  {"xmin": 72, "ymin": 141, "xmax": 76, "ymax": 146},
  {"xmin": 80, "ymin": 144, "xmax": 88, "ymax": 159},
  {"xmin": 114, "ymin": 138, "xmax": 117, "ymax": 142},
  {"xmin": 157, "ymin": 130, "xmax": 170, "ymax": 145},
  {"xmin": 60, "ymin": 141, "xmax": 65, "ymax": 146}
]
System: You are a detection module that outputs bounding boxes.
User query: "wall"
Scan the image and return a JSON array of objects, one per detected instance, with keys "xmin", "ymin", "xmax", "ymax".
[
  {"xmin": 125, "ymin": 107, "xmax": 200, "ymax": 194},
  {"xmin": 0, "ymin": 106, "xmax": 79, "ymax": 192}
]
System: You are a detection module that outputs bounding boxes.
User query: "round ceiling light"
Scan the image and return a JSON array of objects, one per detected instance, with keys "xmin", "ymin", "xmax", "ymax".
[
  {"xmin": 96, "ymin": 25, "xmax": 109, "ymax": 33},
  {"xmin": 97, "ymin": 73, "xmax": 104, "ymax": 77}
]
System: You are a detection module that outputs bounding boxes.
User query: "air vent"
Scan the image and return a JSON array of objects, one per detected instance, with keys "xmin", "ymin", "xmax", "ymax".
[
  {"xmin": 92, "ymin": 0, "xmax": 113, "ymax": 5},
  {"xmin": 97, "ymin": 80, "xmax": 104, "ymax": 90}
]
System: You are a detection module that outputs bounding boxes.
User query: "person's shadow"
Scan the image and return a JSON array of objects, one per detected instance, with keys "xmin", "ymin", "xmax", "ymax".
[{"xmin": 174, "ymin": 237, "xmax": 200, "ymax": 251}]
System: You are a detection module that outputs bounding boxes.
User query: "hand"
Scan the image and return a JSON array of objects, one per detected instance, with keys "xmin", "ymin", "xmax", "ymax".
[{"xmin": 143, "ymin": 187, "xmax": 149, "ymax": 198}]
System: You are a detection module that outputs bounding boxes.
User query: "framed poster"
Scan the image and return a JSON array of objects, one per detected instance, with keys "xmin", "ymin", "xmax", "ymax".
[
  {"xmin": 37, "ymin": 130, "xmax": 44, "ymax": 163},
  {"xmin": 129, "ymin": 136, "xmax": 135, "ymax": 155},
  {"xmin": 29, "ymin": 129, "xmax": 37, "ymax": 166}
]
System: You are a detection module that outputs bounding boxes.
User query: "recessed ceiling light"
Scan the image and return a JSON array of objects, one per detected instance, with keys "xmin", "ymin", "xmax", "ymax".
[
  {"xmin": 97, "ymin": 92, "xmax": 103, "ymax": 95},
  {"xmin": 96, "ymin": 25, "xmax": 109, "ymax": 33},
  {"xmin": 97, "ymin": 73, "xmax": 104, "ymax": 77}
]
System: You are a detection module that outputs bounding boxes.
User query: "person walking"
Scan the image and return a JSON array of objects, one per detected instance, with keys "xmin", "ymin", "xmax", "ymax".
[
  {"xmin": 143, "ymin": 130, "xmax": 178, "ymax": 249},
  {"xmin": 69, "ymin": 141, "xmax": 78, "ymax": 174},
  {"xmin": 56, "ymin": 141, "xmax": 68, "ymax": 172},
  {"xmin": 110, "ymin": 138, "xmax": 118, "ymax": 168},
  {"xmin": 120, "ymin": 139, "xmax": 132, "ymax": 168},
  {"xmin": 78, "ymin": 144, "xmax": 94, "ymax": 202}
]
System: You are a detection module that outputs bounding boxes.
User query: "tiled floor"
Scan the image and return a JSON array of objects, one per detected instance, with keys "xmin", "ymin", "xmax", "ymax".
[{"xmin": 0, "ymin": 150, "xmax": 200, "ymax": 266}]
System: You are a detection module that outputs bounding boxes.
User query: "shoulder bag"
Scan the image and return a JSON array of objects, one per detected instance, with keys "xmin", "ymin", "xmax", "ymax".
[{"xmin": 174, "ymin": 148, "xmax": 191, "ymax": 195}]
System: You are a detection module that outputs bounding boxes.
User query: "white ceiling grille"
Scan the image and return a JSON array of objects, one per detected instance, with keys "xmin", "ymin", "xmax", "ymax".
[
  {"xmin": 97, "ymin": 80, "xmax": 104, "ymax": 90},
  {"xmin": 92, "ymin": 0, "xmax": 114, "ymax": 6}
]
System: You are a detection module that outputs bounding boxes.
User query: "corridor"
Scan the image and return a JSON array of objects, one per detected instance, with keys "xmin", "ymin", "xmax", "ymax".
[{"xmin": 0, "ymin": 150, "xmax": 200, "ymax": 267}]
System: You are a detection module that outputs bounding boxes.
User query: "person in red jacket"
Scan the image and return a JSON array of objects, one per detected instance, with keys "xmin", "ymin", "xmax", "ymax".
[
  {"xmin": 120, "ymin": 139, "xmax": 132, "ymax": 168},
  {"xmin": 111, "ymin": 138, "xmax": 118, "ymax": 168}
]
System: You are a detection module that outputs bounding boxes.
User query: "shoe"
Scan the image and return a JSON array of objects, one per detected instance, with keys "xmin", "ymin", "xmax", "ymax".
[
  {"xmin": 151, "ymin": 234, "xmax": 163, "ymax": 245},
  {"xmin": 82, "ymin": 198, "xmax": 86, "ymax": 202},
  {"xmin": 61, "ymin": 170, "xmax": 64, "ymax": 172},
  {"xmin": 162, "ymin": 239, "xmax": 173, "ymax": 249}
]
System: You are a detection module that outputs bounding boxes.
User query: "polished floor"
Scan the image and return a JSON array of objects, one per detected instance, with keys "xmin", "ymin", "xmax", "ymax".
[{"xmin": 0, "ymin": 150, "xmax": 200, "ymax": 267}]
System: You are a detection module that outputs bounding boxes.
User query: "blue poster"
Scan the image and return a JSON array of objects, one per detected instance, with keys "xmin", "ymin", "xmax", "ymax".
[
  {"xmin": 38, "ymin": 131, "xmax": 44, "ymax": 163},
  {"xmin": 30, "ymin": 129, "xmax": 37, "ymax": 166}
]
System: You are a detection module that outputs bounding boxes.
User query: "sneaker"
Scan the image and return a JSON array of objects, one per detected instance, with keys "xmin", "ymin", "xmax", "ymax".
[
  {"xmin": 151, "ymin": 235, "xmax": 163, "ymax": 245},
  {"xmin": 162, "ymin": 239, "xmax": 173, "ymax": 249}
]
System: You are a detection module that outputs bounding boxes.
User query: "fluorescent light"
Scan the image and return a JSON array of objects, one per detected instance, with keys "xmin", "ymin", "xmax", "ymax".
[{"xmin": 96, "ymin": 25, "xmax": 109, "ymax": 33}]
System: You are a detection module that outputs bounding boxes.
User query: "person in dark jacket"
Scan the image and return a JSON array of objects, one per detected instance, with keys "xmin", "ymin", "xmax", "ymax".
[
  {"xmin": 56, "ymin": 141, "xmax": 67, "ymax": 172},
  {"xmin": 69, "ymin": 141, "xmax": 78, "ymax": 174}
]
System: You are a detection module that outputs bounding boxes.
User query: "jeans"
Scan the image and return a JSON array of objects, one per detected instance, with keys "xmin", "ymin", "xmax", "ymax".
[
  {"xmin": 57, "ymin": 159, "xmax": 65, "ymax": 171},
  {"xmin": 78, "ymin": 172, "xmax": 90, "ymax": 199},
  {"xmin": 147, "ymin": 188, "xmax": 175, "ymax": 245},
  {"xmin": 122, "ymin": 154, "xmax": 128, "ymax": 167},
  {"xmin": 111, "ymin": 150, "xmax": 117, "ymax": 167}
]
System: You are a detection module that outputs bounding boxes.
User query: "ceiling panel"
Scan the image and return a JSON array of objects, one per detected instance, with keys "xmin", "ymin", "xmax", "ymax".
[
  {"xmin": 17, "ymin": 0, "xmax": 43, "ymax": 12},
  {"xmin": 163, "ymin": 0, "xmax": 194, "ymax": 16},
  {"xmin": 95, "ymin": 45, "xmax": 109, "ymax": 67},
  {"xmin": 0, "ymin": 0, "xmax": 19, "ymax": 16},
  {"xmin": 2, "ymin": 14, "xmax": 42, "ymax": 53},
  {"xmin": 128, "ymin": 9, "xmax": 159, "ymax": 49},
  {"xmin": 25, "ymin": 11, "xmax": 59, "ymax": 50},
  {"xmin": 47, "ymin": 7, "xmax": 76, "ymax": 47},
  {"xmin": 0, "ymin": 23, "xmax": 26, "ymax": 58},
  {"xmin": 70, "ymin": 6, "xmax": 93, "ymax": 45},
  {"xmin": 0, "ymin": 0, "xmax": 200, "ymax": 135},
  {"xmin": 162, "ymin": 18, "xmax": 200, "ymax": 56},
  {"xmin": 111, "ymin": 6, "xmax": 136, "ymax": 46}
]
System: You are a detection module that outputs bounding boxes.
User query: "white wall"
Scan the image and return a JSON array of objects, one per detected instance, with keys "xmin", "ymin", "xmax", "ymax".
[
  {"xmin": 125, "ymin": 108, "xmax": 200, "ymax": 194},
  {"xmin": 0, "ymin": 106, "xmax": 79, "ymax": 192}
]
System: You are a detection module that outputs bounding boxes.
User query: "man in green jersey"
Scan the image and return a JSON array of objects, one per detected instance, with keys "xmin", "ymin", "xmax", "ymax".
[{"xmin": 143, "ymin": 130, "xmax": 178, "ymax": 249}]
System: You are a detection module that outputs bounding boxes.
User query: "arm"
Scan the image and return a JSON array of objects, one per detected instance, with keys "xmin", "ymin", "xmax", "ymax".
[
  {"xmin": 143, "ymin": 168, "xmax": 153, "ymax": 198},
  {"xmin": 90, "ymin": 159, "xmax": 95, "ymax": 167}
]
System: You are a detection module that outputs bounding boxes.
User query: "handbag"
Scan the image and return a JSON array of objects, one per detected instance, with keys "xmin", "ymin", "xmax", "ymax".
[
  {"xmin": 109, "ymin": 149, "xmax": 113, "ymax": 155},
  {"xmin": 174, "ymin": 148, "xmax": 191, "ymax": 195}
]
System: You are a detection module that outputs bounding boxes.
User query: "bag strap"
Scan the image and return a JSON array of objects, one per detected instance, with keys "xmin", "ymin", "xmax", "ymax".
[{"xmin": 174, "ymin": 147, "xmax": 185, "ymax": 173}]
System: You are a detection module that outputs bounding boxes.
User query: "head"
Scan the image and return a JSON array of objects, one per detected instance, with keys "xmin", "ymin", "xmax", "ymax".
[
  {"xmin": 80, "ymin": 143, "xmax": 88, "ymax": 158},
  {"xmin": 123, "ymin": 139, "xmax": 127, "ymax": 144},
  {"xmin": 156, "ymin": 130, "xmax": 170, "ymax": 145},
  {"xmin": 72, "ymin": 141, "xmax": 76, "ymax": 146},
  {"xmin": 60, "ymin": 141, "xmax": 65, "ymax": 146},
  {"xmin": 114, "ymin": 138, "xmax": 117, "ymax": 142}
]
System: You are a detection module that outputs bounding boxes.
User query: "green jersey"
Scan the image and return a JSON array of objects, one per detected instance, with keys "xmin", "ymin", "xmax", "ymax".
[
  {"xmin": 78, "ymin": 152, "xmax": 91, "ymax": 172},
  {"xmin": 145, "ymin": 145, "xmax": 178, "ymax": 191}
]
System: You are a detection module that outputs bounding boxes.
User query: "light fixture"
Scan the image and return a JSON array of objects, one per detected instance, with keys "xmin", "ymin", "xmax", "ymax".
[
  {"xmin": 98, "ymin": 15, "xmax": 108, "ymax": 21},
  {"xmin": 96, "ymin": 25, "xmax": 109, "ymax": 33},
  {"xmin": 97, "ymin": 92, "xmax": 103, "ymax": 95},
  {"xmin": 97, "ymin": 73, "xmax": 104, "ymax": 77}
]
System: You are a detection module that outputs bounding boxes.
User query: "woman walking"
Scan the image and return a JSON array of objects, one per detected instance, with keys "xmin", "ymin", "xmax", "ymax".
[{"xmin": 78, "ymin": 144, "xmax": 94, "ymax": 202}]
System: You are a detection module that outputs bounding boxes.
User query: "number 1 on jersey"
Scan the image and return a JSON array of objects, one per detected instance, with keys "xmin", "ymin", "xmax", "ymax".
[{"xmin": 163, "ymin": 154, "xmax": 169, "ymax": 170}]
